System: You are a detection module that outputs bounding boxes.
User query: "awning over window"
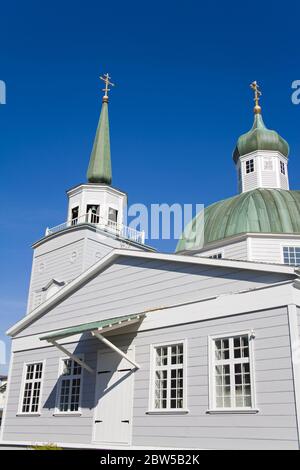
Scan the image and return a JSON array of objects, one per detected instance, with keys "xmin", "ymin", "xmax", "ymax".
[
  {"xmin": 39, "ymin": 314, "xmax": 145, "ymax": 373},
  {"xmin": 40, "ymin": 314, "xmax": 145, "ymax": 342}
]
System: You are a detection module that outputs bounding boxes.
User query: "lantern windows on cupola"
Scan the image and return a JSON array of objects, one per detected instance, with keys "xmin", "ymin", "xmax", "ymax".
[{"xmin": 233, "ymin": 81, "xmax": 290, "ymax": 193}]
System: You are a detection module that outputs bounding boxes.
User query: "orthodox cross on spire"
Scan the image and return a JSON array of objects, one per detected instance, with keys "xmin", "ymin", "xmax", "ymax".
[
  {"xmin": 86, "ymin": 74, "xmax": 113, "ymax": 185},
  {"xmin": 100, "ymin": 73, "xmax": 115, "ymax": 102},
  {"xmin": 250, "ymin": 81, "xmax": 262, "ymax": 114}
]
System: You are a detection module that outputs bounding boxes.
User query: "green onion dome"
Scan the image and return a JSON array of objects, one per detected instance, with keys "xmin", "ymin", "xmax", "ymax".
[
  {"xmin": 176, "ymin": 188, "xmax": 300, "ymax": 253},
  {"xmin": 233, "ymin": 113, "xmax": 289, "ymax": 163}
]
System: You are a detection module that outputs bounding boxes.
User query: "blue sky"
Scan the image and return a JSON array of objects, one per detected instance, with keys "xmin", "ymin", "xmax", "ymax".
[{"xmin": 1, "ymin": 0, "xmax": 300, "ymax": 372}]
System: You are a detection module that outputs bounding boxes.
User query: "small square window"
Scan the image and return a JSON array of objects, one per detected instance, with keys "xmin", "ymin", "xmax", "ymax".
[
  {"xmin": 245, "ymin": 159, "xmax": 254, "ymax": 174},
  {"xmin": 283, "ymin": 246, "xmax": 300, "ymax": 266}
]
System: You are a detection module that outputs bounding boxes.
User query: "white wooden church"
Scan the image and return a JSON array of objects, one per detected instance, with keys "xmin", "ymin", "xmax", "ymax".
[{"xmin": 1, "ymin": 78, "xmax": 300, "ymax": 450}]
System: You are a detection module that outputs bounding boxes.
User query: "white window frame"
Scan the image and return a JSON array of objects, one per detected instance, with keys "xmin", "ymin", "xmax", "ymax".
[
  {"xmin": 148, "ymin": 340, "xmax": 188, "ymax": 414},
  {"xmin": 280, "ymin": 161, "xmax": 286, "ymax": 175},
  {"xmin": 55, "ymin": 356, "xmax": 84, "ymax": 416},
  {"xmin": 282, "ymin": 245, "xmax": 300, "ymax": 266},
  {"xmin": 208, "ymin": 331, "xmax": 258, "ymax": 414},
  {"xmin": 18, "ymin": 360, "xmax": 45, "ymax": 415}
]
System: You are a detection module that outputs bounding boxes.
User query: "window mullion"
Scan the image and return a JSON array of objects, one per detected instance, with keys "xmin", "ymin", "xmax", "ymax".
[
  {"xmin": 229, "ymin": 338, "xmax": 236, "ymax": 408},
  {"xmin": 28, "ymin": 366, "xmax": 36, "ymax": 413},
  {"xmin": 167, "ymin": 346, "xmax": 171, "ymax": 409},
  {"xmin": 68, "ymin": 374, "xmax": 73, "ymax": 411}
]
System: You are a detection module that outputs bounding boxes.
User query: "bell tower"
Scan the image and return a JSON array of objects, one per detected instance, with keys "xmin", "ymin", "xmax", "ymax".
[
  {"xmin": 67, "ymin": 73, "xmax": 126, "ymax": 230},
  {"xmin": 26, "ymin": 74, "xmax": 149, "ymax": 315}
]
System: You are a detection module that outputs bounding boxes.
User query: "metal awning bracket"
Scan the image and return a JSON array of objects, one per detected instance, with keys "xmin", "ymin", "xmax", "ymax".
[
  {"xmin": 92, "ymin": 331, "xmax": 140, "ymax": 370},
  {"xmin": 48, "ymin": 339, "xmax": 94, "ymax": 374}
]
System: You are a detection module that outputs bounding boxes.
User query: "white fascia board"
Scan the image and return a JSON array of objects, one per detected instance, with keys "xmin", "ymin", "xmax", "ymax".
[
  {"xmin": 11, "ymin": 280, "xmax": 295, "ymax": 353},
  {"xmin": 7, "ymin": 248, "xmax": 296, "ymax": 337},
  {"xmin": 66, "ymin": 183, "xmax": 127, "ymax": 199},
  {"xmin": 238, "ymin": 149, "xmax": 287, "ymax": 161},
  {"xmin": 180, "ymin": 232, "xmax": 300, "ymax": 256}
]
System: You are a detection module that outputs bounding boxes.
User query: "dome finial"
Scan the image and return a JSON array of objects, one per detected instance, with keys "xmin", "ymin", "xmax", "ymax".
[
  {"xmin": 100, "ymin": 73, "xmax": 115, "ymax": 103},
  {"xmin": 250, "ymin": 81, "xmax": 262, "ymax": 114}
]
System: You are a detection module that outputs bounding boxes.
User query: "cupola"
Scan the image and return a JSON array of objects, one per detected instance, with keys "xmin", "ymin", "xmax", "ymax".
[{"xmin": 232, "ymin": 82, "xmax": 290, "ymax": 193}]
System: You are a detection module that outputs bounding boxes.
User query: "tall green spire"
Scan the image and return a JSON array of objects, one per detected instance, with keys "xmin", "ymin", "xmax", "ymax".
[{"xmin": 87, "ymin": 74, "xmax": 114, "ymax": 185}]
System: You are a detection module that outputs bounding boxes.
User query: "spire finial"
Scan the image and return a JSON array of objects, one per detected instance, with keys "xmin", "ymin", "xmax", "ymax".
[
  {"xmin": 250, "ymin": 81, "xmax": 262, "ymax": 114},
  {"xmin": 100, "ymin": 73, "xmax": 115, "ymax": 102}
]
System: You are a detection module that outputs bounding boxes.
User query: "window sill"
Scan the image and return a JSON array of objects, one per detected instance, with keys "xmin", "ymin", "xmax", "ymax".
[
  {"xmin": 16, "ymin": 413, "xmax": 41, "ymax": 417},
  {"xmin": 53, "ymin": 412, "xmax": 82, "ymax": 417},
  {"xmin": 206, "ymin": 408, "xmax": 259, "ymax": 415},
  {"xmin": 146, "ymin": 409, "xmax": 189, "ymax": 415}
]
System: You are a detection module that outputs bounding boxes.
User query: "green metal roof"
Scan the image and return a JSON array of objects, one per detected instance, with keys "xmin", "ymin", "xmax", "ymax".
[
  {"xmin": 233, "ymin": 113, "xmax": 289, "ymax": 162},
  {"xmin": 40, "ymin": 314, "xmax": 144, "ymax": 341},
  {"xmin": 87, "ymin": 99, "xmax": 112, "ymax": 184},
  {"xmin": 176, "ymin": 188, "xmax": 300, "ymax": 252}
]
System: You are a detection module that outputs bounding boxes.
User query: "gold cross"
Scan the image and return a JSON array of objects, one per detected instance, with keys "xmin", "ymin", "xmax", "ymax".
[
  {"xmin": 100, "ymin": 73, "xmax": 115, "ymax": 100},
  {"xmin": 250, "ymin": 81, "xmax": 262, "ymax": 113}
]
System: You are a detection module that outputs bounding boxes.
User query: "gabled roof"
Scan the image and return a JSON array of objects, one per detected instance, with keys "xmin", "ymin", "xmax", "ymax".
[{"xmin": 7, "ymin": 249, "xmax": 296, "ymax": 337}]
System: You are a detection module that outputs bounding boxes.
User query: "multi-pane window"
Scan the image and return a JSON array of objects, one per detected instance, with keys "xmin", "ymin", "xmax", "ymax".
[
  {"xmin": 280, "ymin": 161, "xmax": 286, "ymax": 175},
  {"xmin": 21, "ymin": 363, "xmax": 43, "ymax": 413},
  {"xmin": 152, "ymin": 343, "xmax": 185, "ymax": 410},
  {"xmin": 245, "ymin": 159, "xmax": 254, "ymax": 174},
  {"xmin": 211, "ymin": 334, "xmax": 254, "ymax": 409},
  {"xmin": 283, "ymin": 246, "xmax": 300, "ymax": 266},
  {"xmin": 57, "ymin": 359, "xmax": 82, "ymax": 412}
]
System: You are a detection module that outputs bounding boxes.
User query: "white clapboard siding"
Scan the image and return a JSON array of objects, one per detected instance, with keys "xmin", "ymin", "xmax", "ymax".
[
  {"xmin": 19, "ymin": 256, "xmax": 292, "ymax": 337},
  {"xmin": 3, "ymin": 307, "xmax": 299, "ymax": 449},
  {"xmin": 250, "ymin": 237, "xmax": 300, "ymax": 264},
  {"xmin": 199, "ymin": 239, "xmax": 248, "ymax": 261}
]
